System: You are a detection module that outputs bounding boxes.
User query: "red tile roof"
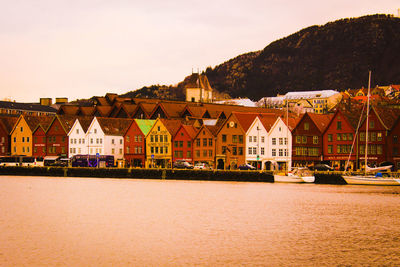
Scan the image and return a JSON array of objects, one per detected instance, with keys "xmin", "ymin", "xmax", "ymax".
[{"xmin": 97, "ymin": 117, "xmax": 132, "ymax": 136}]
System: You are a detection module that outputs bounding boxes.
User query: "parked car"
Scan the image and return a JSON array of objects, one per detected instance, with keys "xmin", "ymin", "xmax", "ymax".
[
  {"xmin": 313, "ymin": 164, "xmax": 333, "ymax": 171},
  {"xmin": 173, "ymin": 160, "xmax": 194, "ymax": 169},
  {"xmin": 238, "ymin": 163, "xmax": 256, "ymax": 170},
  {"xmin": 194, "ymin": 162, "xmax": 212, "ymax": 170}
]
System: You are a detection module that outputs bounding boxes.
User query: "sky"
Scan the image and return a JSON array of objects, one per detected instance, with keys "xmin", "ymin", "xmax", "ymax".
[{"xmin": 1, "ymin": 0, "xmax": 399, "ymax": 103}]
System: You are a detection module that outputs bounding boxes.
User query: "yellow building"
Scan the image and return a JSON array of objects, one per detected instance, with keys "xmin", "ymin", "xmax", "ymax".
[
  {"xmin": 10, "ymin": 115, "xmax": 41, "ymax": 156},
  {"xmin": 145, "ymin": 118, "xmax": 181, "ymax": 168}
]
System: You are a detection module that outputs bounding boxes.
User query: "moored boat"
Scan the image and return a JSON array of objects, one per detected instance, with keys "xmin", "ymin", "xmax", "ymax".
[{"xmin": 342, "ymin": 175, "xmax": 400, "ymax": 186}]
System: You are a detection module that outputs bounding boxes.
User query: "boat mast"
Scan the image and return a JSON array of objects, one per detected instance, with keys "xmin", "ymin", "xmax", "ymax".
[
  {"xmin": 286, "ymin": 99, "xmax": 289, "ymax": 174},
  {"xmin": 365, "ymin": 71, "xmax": 371, "ymax": 175}
]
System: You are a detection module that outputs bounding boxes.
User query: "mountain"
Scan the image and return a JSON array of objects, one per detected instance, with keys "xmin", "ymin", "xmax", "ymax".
[{"xmin": 205, "ymin": 14, "xmax": 400, "ymax": 100}]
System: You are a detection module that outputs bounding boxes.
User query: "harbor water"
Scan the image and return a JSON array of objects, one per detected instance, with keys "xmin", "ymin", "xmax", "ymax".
[{"xmin": 1, "ymin": 176, "xmax": 400, "ymax": 266}]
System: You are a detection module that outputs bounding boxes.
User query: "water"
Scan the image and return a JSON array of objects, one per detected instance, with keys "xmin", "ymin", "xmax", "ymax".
[{"xmin": 1, "ymin": 176, "xmax": 400, "ymax": 266}]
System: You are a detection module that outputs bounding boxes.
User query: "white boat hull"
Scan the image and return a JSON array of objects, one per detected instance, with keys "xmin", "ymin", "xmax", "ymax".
[
  {"xmin": 342, "ymin": 176, "xmax": 400, "ymax": 186},
  {"xmin": 274, "ymin": 175, "xmax": 304, "ymax": 183},
  {"xmin": 301, "ymin": 176, "xmax": 315, "ymax": 183}
]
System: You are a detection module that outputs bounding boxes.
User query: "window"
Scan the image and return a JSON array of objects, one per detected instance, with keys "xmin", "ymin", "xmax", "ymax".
[
  {"xmin": 249, "ymin": 136, "xmax": 252, "ymax": 142},
  {"xmin": 296, "ymin": 136, "xmax": 301, "ymax": 144},
  {"xmin": 369, "ymin": 120, "xmax": 375, "ymax": 129},
  {"xmin": 187, "ymin": 141, "xmax": 191, "ymax": 148},
  {"xmin": 20, "ymin": 126, "xmax": 23, "ymax": 132},
  {"xmin": 377, "ymin": 145, "xmax": 383, "ymax": 155},
  {"xmin": 127, "ymin": 147, "xmax": 130, "ymax": 154},
  {"xmin": 394, "ymin": 135, "xmax": 398, "ymax": 144},
  {"xmin": 203, "ymin": 138, "xmax": 207, "ymax": 146},
  {"xmin": 208, "ymin": 150, "xmax": 213, "ymax": 157},
  {"xmin": 377, "ymin": 132, "xmax": 382, "ymax": 141},
  {"xmin": 155, "ymin": 135, "xmax": 158, "ymax": 142},
  {"xmin": 222, "ymin": 135, "xmax": 227, "ymax": 143},
  {"xmin": 261, "ymin": 147, "xmax": 265, "ymax": 155},
  {"xmin": 272, "ymin": 149, "xmax": 276, "ymax": 157},
  {"xmin": 151, "ymin": 135, "xmax": 154, "ymax": 142},
  {"xmin": 160, "ymin": 135, "xmax": 163, "ymax": 142},
  {"xmin": 248, "ymin": 147, "xmax": 252, "ymax": 155},
  {"xmin": 252, "ymin": 147, "xmax": 257, "ymax": 155},
  {"xmin": 76, "ymin": 129, "xmax": 79, "ymax": 134},
  {"xmin": 94, "ymin": 129, "xmax": 97, "ymax": 134},
  {"xmin": 196, "ymin": 139, "xmax": 200, "ymax": 146},
  {"xmin": 279, "ymin": 149, "xmax": 283, "ymax": 156},
  {"xmin": 279, "ymin": 138, "xmax": 283, "ymax": 145},
  {"xmin": 261, "ymin": 136, "xmax": 265, "ymax": 143},
  {"xmin": 337, "ymin": 134, "xmax": 341, "ymax": 141},
  {"xmin": 232, "ymin": 147, "xmax": 237, "ymax": 155},
  {"xmin": 371, "ymin": 132, "xmax": 376, "ymax": 142},
  {"xmin": 272, "ymin": 138, "xmax": 276, "ymax": 145},
  {"xmin": 313, "ymin": 136, "xmax": 318, "ymax": 144},
  {"xmin": 187, "ymin": 151, "xmax": 191, "ymax": 158},
  {"xmin": 328, "ymin": 134, "xmax": 332, "ymax": 142},
  {"xmin": 304, "ymin": 122, "xmax": 309, "ymax": 131},
  {"xmin": 112, "ymin": 148, "xmax": 115, "ymax": 154},
  {"xmin": 138, "ymin": 135, "xmax": 142, "ymax": 142},
  {"xmin": 120, "ymin": 139, "xmax": 123, "ymax": 145},
  {"xmin": 232, "ymin": 135, "xmax": 238, "ymax": 143},
  {"xmin": 160, "ymin": 147, "xmax": 164, "ymax": 154},
  {"xmin": 238, "ymin": 147, "xmax": 243, "ymax": 155},
  {"xmin": 196, "ymin": 150, "xmax": 200, "ymax": 157},
  {"xmin": 151, "ymin": 147, "xmax": 154, "ymax": 154},
  {"xmin": 179, "ymin": 141, "xmax": 183, "ymax": 147},
  {"xmin": 360, "ymin": 132, "xmax": 365, "ymax": 142},
  {"xmin": 96, "ymin": 138, "xmax": 99, "ymax": 144},
  {"xmin": 337, "ymin": 121, "xmax": 342, "ymax": 130},
  {"xmin": 174, "ymin": 141, "xmax": 178, "ymax": 148},
  {"xmin": 208, "ymin": 139, "xmax": 212, "ymax": 146},
  {"xmin": 328, "ymin": 145, "xmax": 333, "ymax": 154},
  {"xmin": 302, "ymin": 136, "xmax": 307, "ymax": 144},
  {"xmin": 253, "ymin": 136, "xmax": 257, "ymax": 143},
  {"xmin": 238, "ymin": 135, "xmax": 243, "ymax": 144},
  {"xmin": 348, "ymin": 133, "xmax": 353, "ymax": 141},
  {"xmin": 164, "ymin": 135, "xmax": 168, "ymax": 142},
  {"xmin": 27, "ymin": 137, "xmax": 30, "ymax": 142},
  {"xmin": 22, "ymin": 137, "xmax": 25, "ymax": 142},
  {"xmin": 155, "ymin": 147, "xmax": 158, "ymax": 154},
  {"xmin": 222, "ymin": 146, "xmax": 226, "ymax": 154}
]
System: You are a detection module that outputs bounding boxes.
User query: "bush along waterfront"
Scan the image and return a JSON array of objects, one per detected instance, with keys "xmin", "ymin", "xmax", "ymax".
[{"xmin": 0, "ymin": 166, "xmax": 274, "ymax": 183}]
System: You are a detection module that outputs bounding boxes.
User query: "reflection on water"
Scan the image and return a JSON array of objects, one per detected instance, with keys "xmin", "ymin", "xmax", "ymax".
[{"xmin": 1, "ymin": 176, "xmax": 400, "ymax": 266}]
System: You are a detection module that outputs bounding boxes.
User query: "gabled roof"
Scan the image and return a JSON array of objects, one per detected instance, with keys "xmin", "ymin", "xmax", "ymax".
[
  {"xmin": 57, "ymin": 115, "xmax": 79, "ymax": 134},
  {"xmin": 0, "ymin": 116, "xmax": 19, "ymax": 134},
  {"xmin": 32, "ymin": 117, "xmax": 54, "ymax": 134},
  {"xmin": 179, "ymin": 124, "xmax": 199, "ymax": 139},
  {"xmin": 139, "ymin": 103, "xmax": 157, "ymax": 116},
  {"xmin": 372, "ymin": 106, "xmax": 399, "ymax": 130},
  {"xmin": 181, "ymin": 73, "xmax": 213, "ymax": 91},
  {"xmin": 95, "ymin": 106, "xmax": 112, "ymax": 117},
  {"xmin": 307, "ymin": 113, "xmax": 334, "ymax": 133},
  {"xmin": 97, "ymin": 117, "xmax": 132, "ymax": 136},
  {"xmin": 78, "ymin": 106, "xmax": 96, "ymax": 116},
  {"xmin": 77, "ymin": 116, "xmax": 94, "ymax": 132},
  {"xmin": 58, "ymin": 105, "xmax": 79, "ymax": 115},
  {"xmin": 159, "ymin": 118, "xmax": 182, "ymax": 136},
  {"xmin": 184, "ymin": 105, "xmax": 207, "ymax": 118},
  {"xmin": 135, "ymin": 119, "xmax": 156, "ymax": 136},
  {"xmin": 258, "ymin": 114, "xmax": 280, "ymax": 132},
  {"xmin": 94, "ymin": 97, "xmax": 109, "ymax": 106},
  {"xmin": 233, "ymin": 112, "xmax": 260, "ymax": 132},
  {"xmin": 150, "ymin": 102, "xmax": 188, "ymax": 119}
]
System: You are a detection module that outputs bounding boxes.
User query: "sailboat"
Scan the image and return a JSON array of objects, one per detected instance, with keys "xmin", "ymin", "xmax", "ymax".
[
  {"xmin": 273, "ymin": 99, "xmax": 315, "ymax": 183},
  {"xmin": 342, "ymin": 71, "xmax": 400, "ymax": 186}
]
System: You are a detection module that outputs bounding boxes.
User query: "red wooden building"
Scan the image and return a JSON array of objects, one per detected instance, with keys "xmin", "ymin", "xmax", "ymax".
[
  {"xmin": 124, "ymin": 119, "xmax": 155, "ymax": 167},
  {"xmin": 292, "ymin": 113, "xmax": 333, "ymax": 167},
  {"xmin": 387, "ymin": 115, "xmax": 400, "ymax": 170},
  {"xmin": 172, "ymin": 124, "xmax": 198, "ymax": 164},
  {"xmin": 323, "ymin": 105, "xmax": 362, "ymax": 171},
  {"xmin": 0, "ymin": 116, "xmax": 18, "ymax": 156},
  {"xmin": 45, "ymin": 115, "xmax": 76, "ymax": 158},
  {"xmin": 358, "ymin": 106, "xmax": 399, "ymax": 168}
]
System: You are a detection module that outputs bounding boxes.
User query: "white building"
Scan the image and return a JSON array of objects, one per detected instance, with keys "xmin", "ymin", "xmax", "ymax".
[
  {"xmin": 67, "ymin": 117, "xmax": 93, "ymax": 158},
  {"xmin": 268, "ymin": 117, "xmax": 294, "ymax": 171},
  {"xmin": 85, "ymin": 117, "xmax": 132, "ymax": 167},
  {"xmin": 245, "ymin": 116, "xmax": 268, "ymax": 169}
]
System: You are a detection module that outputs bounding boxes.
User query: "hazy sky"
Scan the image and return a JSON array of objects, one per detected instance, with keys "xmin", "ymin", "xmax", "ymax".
[{"xmin": 1, "ymin": 0, "xmax": 399, "ymax": 102}]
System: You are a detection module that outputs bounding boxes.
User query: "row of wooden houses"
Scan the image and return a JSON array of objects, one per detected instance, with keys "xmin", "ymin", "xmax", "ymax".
[{"xmin": 1, "ymin": 99, "xmax": 400, "ymax": 170}]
